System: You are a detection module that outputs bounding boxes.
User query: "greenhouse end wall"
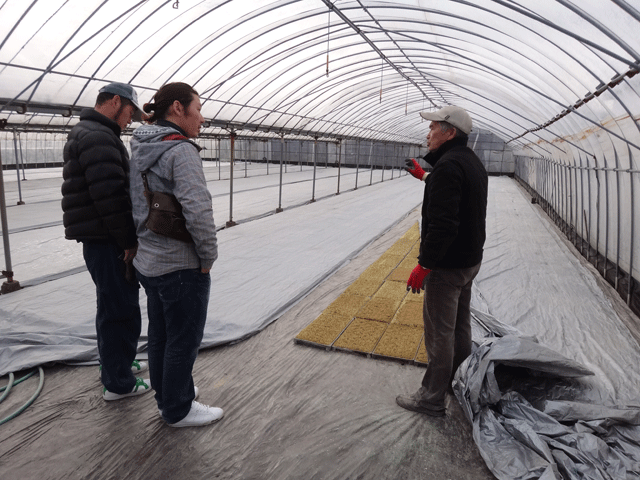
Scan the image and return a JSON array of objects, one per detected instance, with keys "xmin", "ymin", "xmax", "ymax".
[{"xmin": 515, "ymin": 155, "xmax": 640, "ymax": 320}]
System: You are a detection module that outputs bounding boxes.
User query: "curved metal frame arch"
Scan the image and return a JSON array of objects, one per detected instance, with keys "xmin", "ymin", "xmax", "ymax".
[
  {"xmin": 2, "ymin": 1, "xmax": 148, "ymax": 110},
  {"xmin": 71, "ymin": 1, "xmax": 171, "ymax": 107}
]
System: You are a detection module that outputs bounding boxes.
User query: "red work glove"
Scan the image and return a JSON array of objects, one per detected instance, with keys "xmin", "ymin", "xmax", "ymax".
[
  {"xmin": 407, "ymin": 264, "xmax": 431, "ymax": 293},
  {"xmin": 404, "ymin": 158, "xmax": 428, "ymax": 181}
]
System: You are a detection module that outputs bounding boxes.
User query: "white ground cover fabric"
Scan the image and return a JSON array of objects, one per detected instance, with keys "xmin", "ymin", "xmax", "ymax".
[
  {"xmin": 0, "ymin": 164, "xmax": 420, "ymax": 375},
  {"xmin": 475, "ymin": 178, "xmax": 640, "ymax": 405}
]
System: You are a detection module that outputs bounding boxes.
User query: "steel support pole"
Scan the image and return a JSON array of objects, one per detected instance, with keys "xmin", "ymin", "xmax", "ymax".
[
  {"xmin": 579, "ymin": 154, "xmax": 586, "ymax": 256},
  {"xmin": 626, "ymin": 149, "xmax": 636, "ymax": 306},
  {"xmin": 311, "ymin": 137, "xmax": 317, "ymax": 202},
  {"xmin": 226, "ymin": 132, "xmax": 237, "ymax": 228},
  {"xmin": 0, "ymin": 148, "xmax": 21, "ymax": 293},
  {"xmin": 391, "ymin": 144, "xmax": 396, "ymax": 180},
  {"xmin": 336, "ymin": 140, "xmax": 341, "ymax": 195},
  {"xmin": 354, "ymin": 139, "xmax": 360, "ymax": 190},
  {"xmin": 18, "ymin": 133, "xmax": 26, "ymax": 181},
  {"xmin": 11, "ymin": 130, "xmax": 24, "ymax": 205},
  {"xmin": 615, "ymin": 151, "xmax": 622, "ymax": 291},
  {"xmin": 217, "ymin": 138, "xmax": 221, "ymax": 180},
  {"xmin": 369, "ymin": 142, "xmax": 374, "ymax": 186},
  {"xmin": 241, "ymin": 140, "xmax": 247, "ymax": 178},
  {"xmin": 276, "ymin": 136, "xmax": 284, "ymax": 213},
  {"xmin": 381, "ymin": 144, "xmax": 385, "ymax": 182},
  {"xmin": 586, "ymin": 156, "xmax": 593, "ymax": 263}
]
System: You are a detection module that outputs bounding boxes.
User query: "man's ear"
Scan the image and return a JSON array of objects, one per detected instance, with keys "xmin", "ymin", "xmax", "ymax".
[{"xmin": 171, "ymin": 99, "xmax": 185, "ymax": 116}]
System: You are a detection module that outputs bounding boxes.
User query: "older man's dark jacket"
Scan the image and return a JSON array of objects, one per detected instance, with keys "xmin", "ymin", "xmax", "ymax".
[
  {"xmin": 419, "ymin": 136, "xmax": 488, "ymax": 269},
  {"xmin": 61, "ymin": 108, "xmax": 137, "ymax": 250}
]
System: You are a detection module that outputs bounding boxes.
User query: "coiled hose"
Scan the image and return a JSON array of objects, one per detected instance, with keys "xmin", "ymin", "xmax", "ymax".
[{"xmin": 0, "ymin": 367, "xmax": 45, "ymax": 425}]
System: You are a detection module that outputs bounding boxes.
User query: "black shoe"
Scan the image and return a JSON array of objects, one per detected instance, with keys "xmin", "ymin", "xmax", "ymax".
[{"xmin": 396, "ymin": 392, "xmax": 446, "ymax": 417}]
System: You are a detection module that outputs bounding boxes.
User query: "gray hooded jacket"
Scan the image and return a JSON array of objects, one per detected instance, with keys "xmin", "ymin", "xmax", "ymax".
[{"xmin": 129, "ymin": 124, "xmax": 217, "ymax": 277}]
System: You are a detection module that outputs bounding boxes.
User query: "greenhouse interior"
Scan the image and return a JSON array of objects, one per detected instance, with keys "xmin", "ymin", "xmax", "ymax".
[{"xmin": 1, "ymin": 1, "xmax": 639, "ymax": 479}]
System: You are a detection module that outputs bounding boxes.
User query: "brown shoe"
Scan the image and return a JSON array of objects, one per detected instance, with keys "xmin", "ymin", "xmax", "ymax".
[{"xmin": 396, "ymin": 392, "xmax": 446, "ymax": 417}]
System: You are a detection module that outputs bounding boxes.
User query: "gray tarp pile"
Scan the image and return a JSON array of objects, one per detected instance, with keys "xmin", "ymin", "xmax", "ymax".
[{"xmin": 456, "ymin": 311, "xmax": 640, "ymax": 479}]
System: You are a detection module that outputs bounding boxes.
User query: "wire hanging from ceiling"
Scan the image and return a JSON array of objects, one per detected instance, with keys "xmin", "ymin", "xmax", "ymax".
[
  {"xmin": 326, "ymin": 9, "xmax": 330, "ymax": 77},
  {"xmin": 405, "ymin": 81, "xmax": 409, "ymax": 115}
]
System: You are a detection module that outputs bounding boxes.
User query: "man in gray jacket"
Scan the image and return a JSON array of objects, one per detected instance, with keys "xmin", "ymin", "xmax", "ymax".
[{"xmin": 129, "ymin": 82, "xmax": 221, "ymax": 428}]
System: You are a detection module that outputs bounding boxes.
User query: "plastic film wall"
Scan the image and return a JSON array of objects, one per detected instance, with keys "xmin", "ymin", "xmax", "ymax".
[{"xmin": 0, "ymin": 0, "xmax": 639, "ymax": 312}]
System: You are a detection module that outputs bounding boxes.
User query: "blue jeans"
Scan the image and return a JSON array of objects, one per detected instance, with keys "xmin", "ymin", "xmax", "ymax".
[
  {"xmin": 82, "ymin": 242, "xmax": 142, "ymax": 394},
  {"xmin": 137, "ymin": 268, "xmax": 211, "ymax": 424},
  {"xmin": 420, "ymin": 263, "xmax": 482, "ymax": 408}
]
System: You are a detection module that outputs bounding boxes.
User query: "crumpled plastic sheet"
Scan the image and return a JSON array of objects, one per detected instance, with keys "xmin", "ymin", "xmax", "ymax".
[{"xmin": 453, "ymin": 316, "xmax": 640, "ymax": 480}]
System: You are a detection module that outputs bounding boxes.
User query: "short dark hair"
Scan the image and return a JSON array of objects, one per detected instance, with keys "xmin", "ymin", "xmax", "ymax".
[
  {"xmin": 143, "ymin": 82, "xmax": 199, "ymax": 123},
  {"xmin": 96, "ymin": 92, "xmax": 135, "ymax": 109}
]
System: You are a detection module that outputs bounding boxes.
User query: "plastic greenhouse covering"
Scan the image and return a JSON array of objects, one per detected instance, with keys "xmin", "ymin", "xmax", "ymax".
[{"xmin": 1, "ymin": 1, "xmax": 640, "ymax": 479}]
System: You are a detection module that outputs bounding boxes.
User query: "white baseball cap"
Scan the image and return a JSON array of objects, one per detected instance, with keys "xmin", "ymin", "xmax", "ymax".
[{"xmin": 419, "ymin": 105, "xmax": 472, "ymax": 135}]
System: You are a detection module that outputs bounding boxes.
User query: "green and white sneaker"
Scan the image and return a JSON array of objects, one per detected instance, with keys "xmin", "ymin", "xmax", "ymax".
[
  {"xmin": 130, "ymin": 360, "xmax": 148, "ymax": 374},
  {"xmin": 103, "ymin": 378, "xmax": 152, "ymax": 401}
]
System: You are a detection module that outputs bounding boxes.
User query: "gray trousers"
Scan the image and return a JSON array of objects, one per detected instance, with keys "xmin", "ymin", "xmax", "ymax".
[{"xmin": 419, "ymin": 263, "xmax": 481, "ymax": 408}]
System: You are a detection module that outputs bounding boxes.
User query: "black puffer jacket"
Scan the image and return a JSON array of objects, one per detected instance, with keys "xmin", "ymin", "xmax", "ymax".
[
  {"xmin": 61, "ymin": 108, "xmax": 137, "ymax": 249},
  {"xmin": 419, "ymin": 136, "xmax": 488, "ymax": 269}
]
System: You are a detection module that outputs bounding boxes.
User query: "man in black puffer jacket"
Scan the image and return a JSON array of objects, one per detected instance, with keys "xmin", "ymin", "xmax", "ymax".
[
  {"xmin": 397, "ymin": 106, "xmax": 488, "ymax": 417},
  {"xmin": 62, "ymin": 83, "xmax": 151, "ymax": 401}
]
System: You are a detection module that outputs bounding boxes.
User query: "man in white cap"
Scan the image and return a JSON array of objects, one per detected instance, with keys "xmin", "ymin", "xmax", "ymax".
[
  {"xmin": 397, "ymin": 105, "xmax": 488, "ymax": 416},
  {"xmin": 62, "ymin": 82, "xmax": 151, "ymax": 401}
]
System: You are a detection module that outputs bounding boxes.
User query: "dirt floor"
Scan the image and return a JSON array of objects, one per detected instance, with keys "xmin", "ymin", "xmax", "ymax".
[{"xmin": 0, "ymin": 211, "xmax": 495, "ymax": 480}]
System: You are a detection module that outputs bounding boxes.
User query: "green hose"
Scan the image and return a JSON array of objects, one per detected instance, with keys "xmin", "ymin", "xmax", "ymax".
[
  {"xmin": 0, "ymin": 367, "xmax": 44, "ymax": 425},
  {"xmin": 0, "ymin": 372, "xmax": 14, "ymax": 403}
]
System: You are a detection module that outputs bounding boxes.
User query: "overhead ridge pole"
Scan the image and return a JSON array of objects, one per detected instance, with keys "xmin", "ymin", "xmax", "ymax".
[
  {"xmin": 357, "ymin": 0, "xmax": 447, "ymax": 105},
  {"xmin": 321, "ymin": 0, "xmax": 438, "ymax": 108}
]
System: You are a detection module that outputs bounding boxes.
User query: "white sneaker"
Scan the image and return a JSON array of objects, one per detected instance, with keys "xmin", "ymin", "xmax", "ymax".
[
  {"xmin": 158, "ymin": 386, "xmax": 199, "ymax": 417},
  {"xmin": 168, "ymin": 401, "xmax": 224, "ymax": 428},
  {"xmin": 103, "ymin": 378, "xmax": 151, "ymax": 401}
]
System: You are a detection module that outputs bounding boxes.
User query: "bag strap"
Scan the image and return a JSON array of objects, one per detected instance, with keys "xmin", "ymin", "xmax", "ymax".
[
  {"xmin": 140, "ymin": 133, "xmax": 189, "ymax": 204},
  {"xmin": 140, "ymin": 171, "xmax": 152, "ymax": 206},
  {"xmin": 162, "ymin": 134, "xmax": 188, "ymax": 141}
]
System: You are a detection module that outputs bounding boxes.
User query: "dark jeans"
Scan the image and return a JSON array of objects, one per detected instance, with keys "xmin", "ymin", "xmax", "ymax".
[
  {"xmin": 420, "ymin": 263, "xmax": 482, "ymax": 408},
  {"xmin": 137, "ymin": 268, "xmax": 211, "ymax": 424},
  {"xmin": 82, "ymin": 241, "xmax": 142, "ymax": 394}
]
